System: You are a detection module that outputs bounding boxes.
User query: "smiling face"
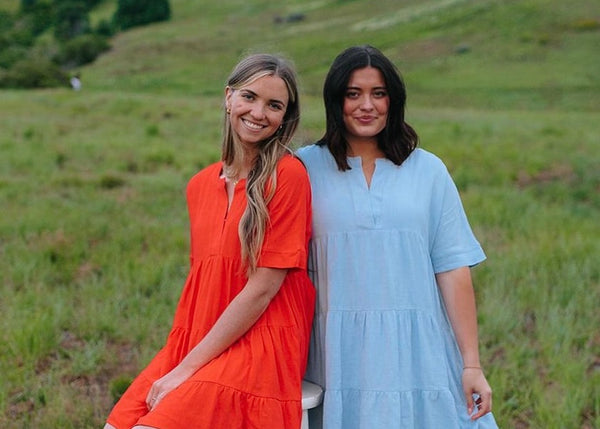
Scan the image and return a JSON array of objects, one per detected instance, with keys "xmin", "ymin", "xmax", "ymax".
[
  {"xmin": 342, "ymin": 66, "xmax": 390, "ymax": 145},
  {"xmin": 225, "ymin": 74, "xmax": 289, "ymax": 150}
]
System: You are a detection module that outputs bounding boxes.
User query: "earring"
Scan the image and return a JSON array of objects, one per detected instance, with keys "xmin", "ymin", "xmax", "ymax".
[{"xmin": 226, "ymin": 107, "xmax": 231, "ymax": 114}]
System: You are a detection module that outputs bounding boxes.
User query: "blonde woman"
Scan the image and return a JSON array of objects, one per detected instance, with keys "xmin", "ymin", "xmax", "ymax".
[{"xmin": 105, "ymin": 54, "xmax": 315, "ymax": 428}]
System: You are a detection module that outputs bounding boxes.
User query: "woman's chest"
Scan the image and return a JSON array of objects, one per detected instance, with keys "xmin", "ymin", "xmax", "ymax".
[{"xmin": 310, "ymin": 168, "xmax": 431, "ymax": 236}]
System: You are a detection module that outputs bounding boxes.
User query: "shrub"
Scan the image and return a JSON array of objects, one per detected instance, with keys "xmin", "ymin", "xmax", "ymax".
[
  {"xmin": 0, "ymin": 57, "xmax": 68, "ymax": 88},
  {"xmin": 54, "ymin": 33, "xmax": 109, "ymax": 67},
  {"xmin": 571, "ymin": 19, "xmax": 600, "ymax": 32},
  {"xmin": 0, "ymin": 10, "xmax": 13, "ymax": 32},
  {"xmin": 113, "ymin": 0, "xmax": 171, "ymax": 31},
  {"xmin": 1, "ymin": 25, "xmax": 36, "ymax": 48},
  {"xmin": 99, "ymin": 174, "xmax": 126, "ymax": 189},
  {"xmin": 0, "ymin": 45, "xmax": 29, "ymax": 68},
  {"xmin": 95, "ymin": 18, "xmax": 115, "ymax": 37}
]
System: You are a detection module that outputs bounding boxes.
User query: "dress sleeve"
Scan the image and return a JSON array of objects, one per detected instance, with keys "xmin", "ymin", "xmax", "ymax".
[
  {"xmin": 257, "ymin": 155, "xmax": 312, "ymax": 270},
  {"xmin": 429, "ymin": 166, "xmax": 486, "ymax": 273}
]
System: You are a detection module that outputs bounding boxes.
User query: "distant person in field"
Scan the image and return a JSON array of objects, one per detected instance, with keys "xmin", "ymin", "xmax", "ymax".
[
  {"xmin": 104, "ymin": 53, "xmax": 315, "ymax": 429},
  {"xmin": 70, "ymin": 73, "xmax": 81, "ymax": 91},
  {"xmin": 296, "ymin": 45, "xmax": 498, "ymax": 428}
]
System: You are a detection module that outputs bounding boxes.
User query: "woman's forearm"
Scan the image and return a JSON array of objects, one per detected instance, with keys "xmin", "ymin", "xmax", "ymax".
[
  {"xmin": 436, "ymin": 266, "xmax": 481, "ymax": 367},
  {"xmin": 177, "ymin": 267, "xmax": 288, "ymax": 376}
]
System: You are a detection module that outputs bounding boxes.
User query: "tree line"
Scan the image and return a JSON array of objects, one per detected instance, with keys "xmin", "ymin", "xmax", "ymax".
[{"xmin": 0, "ymin": 0, "xmax": 171, "ymax": 88}]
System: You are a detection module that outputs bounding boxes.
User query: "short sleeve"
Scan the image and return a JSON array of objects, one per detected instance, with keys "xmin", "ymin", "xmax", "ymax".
[
  {"xmin": 429, "ymin": 166, "xmax": 486, "ymax": 273},
  {"xmin": 257, "ymin": 155, "xmax": 312, "ymax": 270}
]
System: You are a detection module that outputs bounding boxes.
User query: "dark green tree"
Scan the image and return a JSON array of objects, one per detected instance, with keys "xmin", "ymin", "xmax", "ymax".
[
  {"xmin": 0, "ymin": 10, "xmax": 13, "ymax": 33},
  {"xmin": 21, "ymin": 1, "xmax": 54, "ymax": 36},
  {"xmin": 54, "ymin": 1, "xmax": 89, "ymax": 41},
  {"xmin": 19, "ymin": 0, "xmax": 38, "ymax": 13},
  {"xmin": 113, "ymin": 0, "xmax": 171, "ymax": 30}
]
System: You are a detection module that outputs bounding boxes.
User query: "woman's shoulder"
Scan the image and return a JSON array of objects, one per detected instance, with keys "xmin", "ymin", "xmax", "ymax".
[
  {"xmin": 187, "ymin": 161, "xmax": 222, "ymax": 190},
  {"xmin": 296, "ymin": 143, "xmax": 336, "ymax": 175},
  {"xmin": 295, "ymin": 142, "xmax": 327, "ymax": 163},
  {"xmin": 410, "ymin": 147, "xmax": 441, "ymax": 163},
  {"xmin": 408, "ymin": 148, "xmax": 448, "ymax": 172},
  {"xmin": 277, "ymin": 153, "xmax": 309, "ymax": 179}
]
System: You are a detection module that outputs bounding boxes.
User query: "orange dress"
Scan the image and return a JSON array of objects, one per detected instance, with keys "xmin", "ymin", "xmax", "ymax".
[{"xmin": 107, "ymin": 155, "xmax": 315, "ymax": 429}]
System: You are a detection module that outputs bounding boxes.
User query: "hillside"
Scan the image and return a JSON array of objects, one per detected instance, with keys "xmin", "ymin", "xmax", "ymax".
[
  {"xmin": 81, "ymin": 0, "xmax": 599, "ymax": 107},
  {"xmin": 1, "ymin": 0, "xmax": 599, "ymax": 427}
]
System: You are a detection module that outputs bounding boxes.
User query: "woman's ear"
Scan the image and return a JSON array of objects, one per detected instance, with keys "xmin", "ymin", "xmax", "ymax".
[{"xmin": 225, "ymin": 86, "xmax": 233, "ymax": 111}]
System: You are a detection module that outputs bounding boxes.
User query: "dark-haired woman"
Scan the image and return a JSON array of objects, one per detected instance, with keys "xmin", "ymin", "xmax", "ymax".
[
  {"xmin": 104, "ymin": 53, "xmax": 315, "ymax": 428},
  {"xmin": 297, "ymin": 45, "xmax": 498, "ymax": 428}
]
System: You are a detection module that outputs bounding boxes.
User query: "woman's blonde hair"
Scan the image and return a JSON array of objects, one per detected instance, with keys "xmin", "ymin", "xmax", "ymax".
[{"xmin": 221, "ymin": 53, "xmax": 300, "ymax": 274}]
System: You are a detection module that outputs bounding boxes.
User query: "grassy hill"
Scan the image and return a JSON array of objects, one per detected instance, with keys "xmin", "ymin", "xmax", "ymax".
[{"xmin": 1, "ymin": 0, "xmax": 599, "ymax": 427}]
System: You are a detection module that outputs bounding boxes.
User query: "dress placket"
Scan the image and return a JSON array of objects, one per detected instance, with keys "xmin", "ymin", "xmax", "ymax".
[
  {"xmin": 348, "ymin": 157, "xmax": 384, "ymax": 229},
  {"xmin": 218, "ymin": 179, "xmax": 245, "ymax": 254}
]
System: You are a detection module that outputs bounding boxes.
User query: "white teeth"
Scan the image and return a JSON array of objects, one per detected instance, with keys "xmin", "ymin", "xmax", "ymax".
[{"xmin": 243, "ymin": 119, "xmax": 264, "ymax": 129}]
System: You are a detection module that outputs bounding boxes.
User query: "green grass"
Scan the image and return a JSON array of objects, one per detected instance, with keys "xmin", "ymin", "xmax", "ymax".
[{"xmin": 1, "ymin": 0, "xmax": 599, "ymax": 427}]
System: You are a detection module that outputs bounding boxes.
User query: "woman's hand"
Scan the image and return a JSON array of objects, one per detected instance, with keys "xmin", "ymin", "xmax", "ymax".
[
  {"xmin": 145, "ymin": 366, "xmax": 190, "ymax": 410},
  {"xmin": 462, "ymin": 367, "xmax": 493, "ymax": 419}
]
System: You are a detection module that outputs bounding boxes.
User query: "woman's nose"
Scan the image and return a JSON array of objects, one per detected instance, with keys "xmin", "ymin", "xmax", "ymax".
[
  {"xmin": 250, "ymin": 103, "xmax": 266, "ymax": 119},
  {"xmin": 360, "ymin": 96, "xmax": 374, "ymax": 110}
]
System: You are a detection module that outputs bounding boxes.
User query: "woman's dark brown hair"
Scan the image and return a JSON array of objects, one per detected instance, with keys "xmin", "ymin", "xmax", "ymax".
[{"xmin": 319, "ymin": 45, "xmax": 418, "ymax": 170}]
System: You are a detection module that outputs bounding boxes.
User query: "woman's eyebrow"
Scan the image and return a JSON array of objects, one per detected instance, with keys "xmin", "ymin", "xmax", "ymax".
[{"xmin": 345, "ymin": 85, "xmax": 387, "ymax": 90}]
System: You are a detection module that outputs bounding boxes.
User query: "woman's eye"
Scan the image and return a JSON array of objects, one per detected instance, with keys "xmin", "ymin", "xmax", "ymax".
[
  {"xmin": 269, "ymin": 103, "xmax": 283, "ymax": 110},
  {"xmin": 374, "ymin": 90, "xmax": 388, "ymax": 98},
  {"xmin": 242, "ymin": 93, "xmax": 254, "ymax": 100},
  {"xmin": 345, "ymin": 91, "xmax": 359, "ymax": 99}
]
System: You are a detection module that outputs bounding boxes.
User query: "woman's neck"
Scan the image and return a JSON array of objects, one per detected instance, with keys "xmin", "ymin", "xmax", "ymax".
[
  {"xmin": 225, "ymin": 146, "xmax": 257, "ymax": 180},
  {"xmin": 347, "ymin": 137, "xmax": 384, "ymax": 161}
]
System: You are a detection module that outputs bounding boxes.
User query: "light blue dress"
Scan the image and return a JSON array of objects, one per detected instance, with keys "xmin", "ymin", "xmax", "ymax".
[{"xmin": 297, "ymin": 144, "xmax": 498, "ymax": 429}]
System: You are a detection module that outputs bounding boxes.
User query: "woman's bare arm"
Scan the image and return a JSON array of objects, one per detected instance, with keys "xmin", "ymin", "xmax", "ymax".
[
  {"xmin": 436, "ymin": 266, "xmax": 493, "ymax": 420},
  {"xmin": 146, "ymin": 267, "xmax": 287, "ymax": 409}
]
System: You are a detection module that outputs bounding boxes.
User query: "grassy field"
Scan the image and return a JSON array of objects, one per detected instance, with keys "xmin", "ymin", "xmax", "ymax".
[{"xmin": 1, "ymin": 0, "xmax": 599, "ymax": 427}]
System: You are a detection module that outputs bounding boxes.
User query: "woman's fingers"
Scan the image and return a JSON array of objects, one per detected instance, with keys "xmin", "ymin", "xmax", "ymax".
[
  {"xmin": 471, "ymin": 389, "xmax": 492, "ymax": 420},
  {"xmin": 462, "ymin": 369, "xmax": 493, "ymax": 420},
  {"xmin": 145, "ymin": 386, "xmax": 166, "ymax": 410},
  {"xmin": 145, "ymin": 388, "xmax": 155, "ymax": 410}
]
